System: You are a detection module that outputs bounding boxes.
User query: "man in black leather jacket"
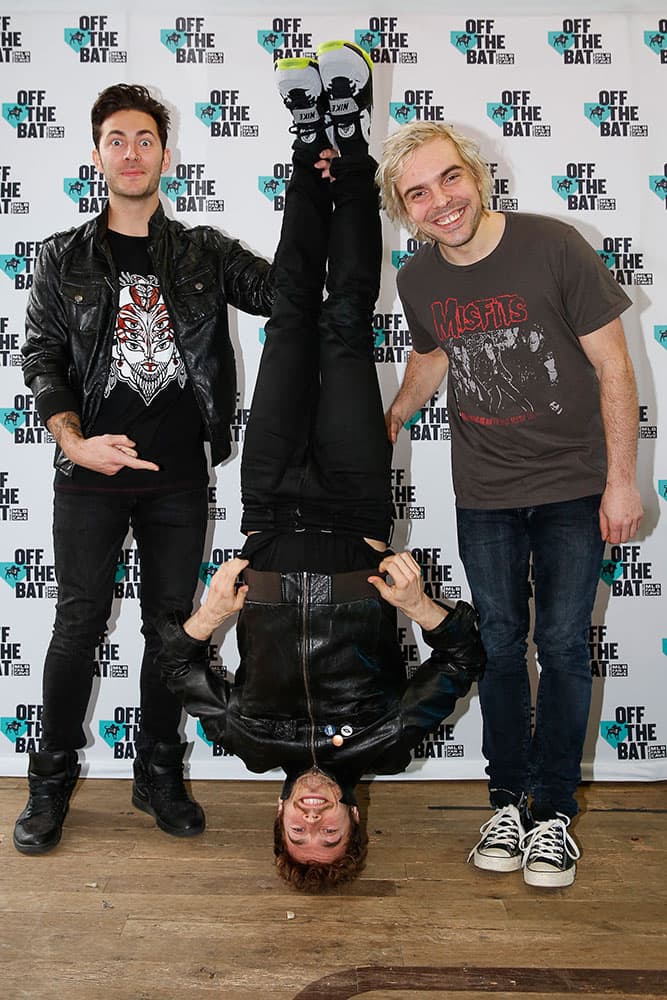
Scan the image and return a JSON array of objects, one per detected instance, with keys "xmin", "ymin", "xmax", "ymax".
[
  {"xmin": 14, "ymin": 83, "xmax": 274, "ymax": 856},
  {"xmin": 158, "ymin": 45, "xmax": 486, "ymax": 892}
]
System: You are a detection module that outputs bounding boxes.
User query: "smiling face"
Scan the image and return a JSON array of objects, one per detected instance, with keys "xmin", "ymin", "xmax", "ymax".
[
  {"xmin": 278, "ymin": 770, "xmax": 359, "ymax": 865},
  {"xmin": 92, "ymin": 108, "xmax": 170, "ymax": 204},
  {"xmin": 396, "ymin": 136, "xmax": 489, "ymax": 261}
]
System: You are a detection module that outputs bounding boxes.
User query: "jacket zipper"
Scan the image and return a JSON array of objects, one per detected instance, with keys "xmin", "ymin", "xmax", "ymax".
[{"xmin": 300, "ymin": 571, "xmax": 318, "ymax": 768}]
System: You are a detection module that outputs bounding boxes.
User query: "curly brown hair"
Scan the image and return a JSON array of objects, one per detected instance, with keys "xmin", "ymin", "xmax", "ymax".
[
  {"xmin": 273, "ymin": 810, "xmax": 368, "ymax": 892},
  {"xmin": 91, "ymin": 83, "xmax": 170, "ymax": 151}
]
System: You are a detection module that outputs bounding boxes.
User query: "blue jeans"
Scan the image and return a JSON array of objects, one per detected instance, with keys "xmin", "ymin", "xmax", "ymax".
[
  {"xmin": 41, "ymin": 486, "xmax": 208, "ymax": 753},
  {"xmin": 456, "ymin": 495, "xmax": 604, "ymax": 817}
]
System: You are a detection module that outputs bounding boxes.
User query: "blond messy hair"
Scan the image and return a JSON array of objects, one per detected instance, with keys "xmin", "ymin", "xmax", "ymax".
[{"xmin": 375, "ymin": 122, "xmax": 493, "ymax": 241}]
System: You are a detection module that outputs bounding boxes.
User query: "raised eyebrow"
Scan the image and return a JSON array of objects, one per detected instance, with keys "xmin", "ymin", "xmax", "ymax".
[{"xmin": 105, "ymin": 128, "xmax": 157, "ymax": 140}]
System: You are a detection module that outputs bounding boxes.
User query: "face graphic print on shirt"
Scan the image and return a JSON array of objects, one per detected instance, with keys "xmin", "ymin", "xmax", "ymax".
[{"xmin": 104, "ymin": 271, "xmax": 187, "ymax": 403}]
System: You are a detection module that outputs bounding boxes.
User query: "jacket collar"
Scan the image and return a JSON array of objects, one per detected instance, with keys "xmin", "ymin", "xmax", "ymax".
[{"xmin": 93, "ymin": 200, "xmax": 168, "ymax": 246}]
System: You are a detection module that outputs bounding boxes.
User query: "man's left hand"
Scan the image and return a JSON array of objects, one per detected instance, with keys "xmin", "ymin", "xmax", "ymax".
[{"xmin": 368, "ymin": 551, "xmax": 447, "ymax": 632}]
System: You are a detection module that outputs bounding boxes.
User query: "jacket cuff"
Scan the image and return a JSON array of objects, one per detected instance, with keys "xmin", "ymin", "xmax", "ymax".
[
  {"xmin": 158, "ymin": 611, "xmax": 210, "ymax": 671},
  {"xmin": 32, "ymin": 385, "xmax": 80, "ymax": 428}
]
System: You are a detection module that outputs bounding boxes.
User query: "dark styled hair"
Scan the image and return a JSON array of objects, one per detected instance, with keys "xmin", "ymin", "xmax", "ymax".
[
  {"xmin": 91, "ymin": 84, "xmax": 170, "ymax": 150},
  {"xmin": 273, "ymin": 809, "xmax": 368, "ymax": 892}
]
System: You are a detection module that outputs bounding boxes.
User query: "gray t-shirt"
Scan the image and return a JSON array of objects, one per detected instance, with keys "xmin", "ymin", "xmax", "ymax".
[{"xmin": 398, "ymin": 212, "xmax": 632, "ymax": 509}]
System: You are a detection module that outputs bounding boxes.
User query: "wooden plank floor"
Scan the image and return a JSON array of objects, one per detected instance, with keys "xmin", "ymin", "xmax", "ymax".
[{"xmin": 1, "ymin": 777, "xmax": 665, "ymax": 999}]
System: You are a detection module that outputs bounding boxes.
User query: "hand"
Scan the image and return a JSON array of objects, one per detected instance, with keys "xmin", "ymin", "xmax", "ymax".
[
  {"xmin": 187, "ymin": 558, "xmax": 250, "ymax": 639},
  {"xmin": 385, "ymin": 407, "xmax": 404, "ymax": 444},
  {"xmin": 368, "ymin": 551, "xmax": 447, "ymax": 631},
  {"xmin": 65, "ymin": 433, "xmax": 160, "ymax": 476},
  {"xmin": 314, "ymin": 147, "xmax": 339, "ymax": 182},
  {"xmin": 599, "ymin": 483, "xmax": 643, "ymax": 543}
]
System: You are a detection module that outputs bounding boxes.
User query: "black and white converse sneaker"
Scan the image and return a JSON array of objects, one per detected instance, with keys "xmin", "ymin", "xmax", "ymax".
[
  {"xmin": 467, "ymin": 804, "xmax": 525, "ymax": 872},
  {"xmin": 275, "ymin": 57, "xmax": 331, "ymax": 153},
  {"xmin": 521, "ymin": 814, "xmax": 580, "ymax": 887},
  {"xmin": 317, "ymin": 39, "xmax": 373, "ymax": 154}
]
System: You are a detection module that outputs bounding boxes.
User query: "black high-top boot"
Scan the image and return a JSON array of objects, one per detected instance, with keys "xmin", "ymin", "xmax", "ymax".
[
  {"xmin": 132, "ymin": 742, "xmax": 205, "ymax": 837},
  {"xmin": 13, "ymin": 750, "xmax": 81, "ymax": 855}
]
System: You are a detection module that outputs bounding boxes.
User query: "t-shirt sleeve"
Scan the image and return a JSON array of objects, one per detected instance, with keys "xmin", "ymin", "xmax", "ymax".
[
  {"xmin": 397, "ymin": 263, "xmax": 441, "ymax": 355},
  {"xmin": 559, "ymin": 225, "xmax": 632, "ymax": 338}
]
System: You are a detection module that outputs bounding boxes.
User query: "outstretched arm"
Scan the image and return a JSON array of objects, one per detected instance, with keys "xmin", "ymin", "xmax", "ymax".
[
  {"xmin": 157, "ymin": 558, "xmax": 250, "ymax": 747},
  {"xmin": 370, "ymin": 551, "xmax": 486, "ymax": 747},
  {"xmin": 386, "ymin": 347, "xmax": 448, "ymax": 443},
  {"xmin": 580, "ymin": 317, "xmax": 643, "ymax": 543}
]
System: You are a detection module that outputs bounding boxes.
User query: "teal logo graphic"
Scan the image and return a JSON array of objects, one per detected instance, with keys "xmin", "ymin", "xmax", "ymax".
[
  {"xmin": 195, "ymin": 101, "xmax": 222, "ymax": 126},
  {"xmin": 655, "ymin": 326, "xmax": 667, "ymax": 350},
  {"xmin": 2, "ymin": 102, "xmax": 29, "ymax": 128},
  {"xmin": 1, "ymin": 407, "xmax": 27, "ymax": 432},
  {"xmin": 64, "ymin": 27, "xmax": 90, "ymax": 52},
  {"xmin": 374, "ymin": 329, "xmax": 385, "ymax": 348},
  {"xmin": 659, "ymin": 479, "xmax": 667, "ymax": 501},
  {"xmin": 1, "ymin": 254, "xmax": 26, "ymax": 279},
  {"xmin": 600, "ymin": 721, "xmax": 628, "ymax": 749},
  {"xmin": 392, "ymin": 249, "xmax": 414, "ymax": 270},
  {"xmin": 161, "ymin": 176, "xmax": 185, "ymax": 201},
  {"xmin": 114, "ymin": 559, "xmax": 128, "ymax": 584},
  {"xmin": 197, "ymin": 720, "xmax": 213, "ymax": 745},
  {"xmin": 548, "ymin": 31, "xmax": 574, "ymax": 52},
  {"xmin": 161, "ymin": 28, "xmax": 186, "ymax": 51},
  {"xmin": 404, "ymin": 411, "xmax": 421, "ymax": 431},
  {"xmin": 552, "ymin": 175, "xmax": 576, "ymax": 199},
  {"xmin": 450, "ymin": 30, "xmax": 475, "ymax": 53},
  {"xmin": 99, "ymin": 719, "xmax": 123, "ymax": 747},
  {"xmin": 487, "ymin": 100, "xmax": 511, "ymax": 126},
  {"xmin": 390, "ymin": 100, "xmax": 416, "ymax": 123},
  {"xmin": 585, "ymin": 102, "xmax": 611, "ymax": 126},
  {"xmin": 644, "ymin": 29, "xmax": 666, "ymax": 53},
  {"xmin": 354, "ymin": 29, "xmax": 380, "ymax": 52},
  {"xmin": 257, "ymin": 29, "xmax": 281, "ymax": 51},
  {"xmin": 2, "ymin": 717, "xmax": 28, "ymax": 742},
  {"xmin": 600, "ymin": 558, "xmax": 622, "ymax": 586},
  {"xmin": 199, "ymin": 562, "xmax": 218, "ymax": 587},
  {"xmin": 596, "ymin": 249, "xmax": 615, "ymax": 270},
  {"xmin": 258, "ymin": 175, "xmax": 285, "ymax": 201},
  {"xmin": 259, "ymin": 326, "xmax": 266, "ymax": 344},
  {"xmin": 663, "ymin": 638, "xmax": 667, "ymax": 656},
  {"xmin": 649, "ymin": 175, "xmax": 667, "ymax": 200},
  {"xmin": 1, "ymin": 562, "xmax": 27, "ymax": 588},
  {"xmin": 63, "ymin": 177, "xmax": 88, "ymax": 203}
]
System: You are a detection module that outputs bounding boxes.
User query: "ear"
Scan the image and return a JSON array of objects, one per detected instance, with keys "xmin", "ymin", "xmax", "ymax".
[
  {"xmin": 350, "ymin": 805, "xmax": 360, "ymax": 824},
  {"xmin": 277, "ymin": 797, "xmax": 284, "ymax": 815},
  {"xmin": 92, "ymin": 147, "xmax": 102, "ymax": 174},
  {"xmin": 161, "ymin": 147, "xmax": 171, "ymax": 174}
]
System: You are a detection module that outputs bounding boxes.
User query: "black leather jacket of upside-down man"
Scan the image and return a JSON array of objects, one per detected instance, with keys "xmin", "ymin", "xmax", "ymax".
[
  {"xmin": 21, "ymin": 204, "xmax": 274, "ymax": 474},
  {"xmin": 158, "ymin": 568, "xmax": 486, "ymax": 790}
]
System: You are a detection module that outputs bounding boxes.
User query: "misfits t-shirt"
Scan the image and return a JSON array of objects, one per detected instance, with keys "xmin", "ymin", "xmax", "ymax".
[
  {"xmin": 398, "ymin": 213, "xmax": 632, "ymax": 509},
  {"xmin": 64, "ymin": 230, "xmax": 206, "ymax": 492}
]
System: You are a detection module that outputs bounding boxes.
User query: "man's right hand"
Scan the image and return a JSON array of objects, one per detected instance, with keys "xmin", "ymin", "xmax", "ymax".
[
  {"xmin": 66, "ymin": 434, "xmax": 160, "ymax": 475},
  {"xmin": 385, "ymin": 407, "xmax": 404, "ymax": 444},
  {"xmin": 185, "ymin": 558, "xmax": 250, "ymax": 640}
]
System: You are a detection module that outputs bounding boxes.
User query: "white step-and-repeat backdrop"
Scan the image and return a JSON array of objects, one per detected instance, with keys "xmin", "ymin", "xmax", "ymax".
[{"xmin": 1, "ymin": 8, "xmax": 665, "ymax": 780}]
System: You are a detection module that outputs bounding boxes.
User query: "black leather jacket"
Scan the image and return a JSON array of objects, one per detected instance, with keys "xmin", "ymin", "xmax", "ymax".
[
  {"xmin": 159, "ymin": 568, "xmax": 486, "ymax": 788},
  {"xmin": 21, "ymin": 203, "xmax": 274, "ymax": 474}
]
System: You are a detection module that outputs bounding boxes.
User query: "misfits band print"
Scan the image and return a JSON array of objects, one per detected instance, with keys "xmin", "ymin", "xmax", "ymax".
[
  {"xmin": 443, "ymin": 298, "xmax": 562, "ymax": 426},
  {"xmin": 104, "ymin": 272, "xmax": 186, "ymax": 403}
]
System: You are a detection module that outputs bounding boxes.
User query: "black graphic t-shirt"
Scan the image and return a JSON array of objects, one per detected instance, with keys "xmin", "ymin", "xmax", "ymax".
[
  {"xmin": 63, "ymin": 230, "xmax": 207, "ymax": 492},
  {"xmin": 398, "ymin": 212, "xmax": 631, "ymax": 508}
]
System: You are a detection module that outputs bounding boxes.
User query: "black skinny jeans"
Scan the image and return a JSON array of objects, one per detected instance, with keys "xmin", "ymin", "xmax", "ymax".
[
  {"xmin": 240, "ymin": 152, "xmax": 393, "ymax": 543},
  {"xmin": 41, "ymin": 486, "xmax": 207, "ymax": 752}
]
